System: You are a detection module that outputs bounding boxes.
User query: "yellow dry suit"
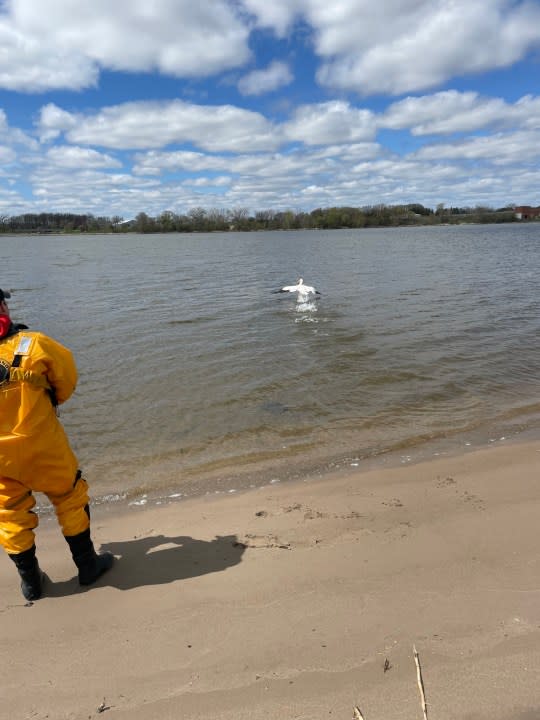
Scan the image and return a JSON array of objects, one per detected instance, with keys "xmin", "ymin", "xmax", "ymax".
[{"xmin": 0, "ymin": 328, "xmax": 90, "ymax": 554}]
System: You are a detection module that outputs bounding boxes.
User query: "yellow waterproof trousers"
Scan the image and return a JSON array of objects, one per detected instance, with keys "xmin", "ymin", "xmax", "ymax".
[{"xmin": 0, "ymin": 424, "xmax": 90, "ymax": 554}]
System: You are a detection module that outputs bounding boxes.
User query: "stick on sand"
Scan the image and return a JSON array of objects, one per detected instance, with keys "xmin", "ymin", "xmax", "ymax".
[
  {"xmin": 353, "ymin": 706, "xmax": 365, "ymax": 720},
  {"xmin": 413, "ymin": 645, "xmax": 428, "ymax": 720}
]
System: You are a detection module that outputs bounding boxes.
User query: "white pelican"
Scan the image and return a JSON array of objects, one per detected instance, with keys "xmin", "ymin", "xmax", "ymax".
[{"xmin": 273, "ymin": 278, "xmax": 321, "ymax": 302}]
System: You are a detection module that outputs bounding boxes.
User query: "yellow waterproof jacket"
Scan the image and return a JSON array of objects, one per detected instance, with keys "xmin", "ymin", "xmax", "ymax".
[
  {"xmin": 0, "ymin": 328, "xmax": 90, "ymax": 552},
  {"xmin": 0, "ymin": 330, "xmax": 77, "ymax": 440}
]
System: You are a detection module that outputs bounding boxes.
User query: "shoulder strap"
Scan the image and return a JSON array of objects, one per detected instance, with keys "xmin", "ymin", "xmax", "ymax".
[{"xmin": 9, "ymin": 367, "xmax": 52, "ymax": 391}]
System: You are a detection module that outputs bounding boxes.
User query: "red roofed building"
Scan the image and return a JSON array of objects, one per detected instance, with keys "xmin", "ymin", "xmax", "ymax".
[{"xmin": 514, "ymin": 206, "xmax": 540, "ymax": 220}]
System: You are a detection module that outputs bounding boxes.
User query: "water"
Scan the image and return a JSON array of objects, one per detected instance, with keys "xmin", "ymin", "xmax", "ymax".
[{"xmin": 2, "ymin": 224, "xmax": 539, "ymax": 507}]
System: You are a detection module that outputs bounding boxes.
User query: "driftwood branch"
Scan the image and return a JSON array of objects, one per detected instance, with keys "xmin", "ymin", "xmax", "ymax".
[{"xmin": 413, "ymin": 645, "xmax": 428, "ymax": 720}]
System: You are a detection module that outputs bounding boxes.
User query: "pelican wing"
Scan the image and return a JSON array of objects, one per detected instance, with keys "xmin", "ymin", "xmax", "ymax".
[
  {"xmin": 281, "ymin": 284, "xmax": 300, "ymax": 292},
  {"xmin": 272, "ymin": 279, "xmax": 321, "ymax": 295}
]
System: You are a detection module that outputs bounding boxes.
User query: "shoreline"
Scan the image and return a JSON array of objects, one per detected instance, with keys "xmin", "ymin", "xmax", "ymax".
[
  {"xmin": 2, "ymin": 439, "xmax": 540, "ymax": 719},
  {"xmin": 46, "ymin": 413, "xmax": 540, "ymax": 519}
]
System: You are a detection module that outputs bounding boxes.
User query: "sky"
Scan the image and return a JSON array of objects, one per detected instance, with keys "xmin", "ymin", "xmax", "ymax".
[{"xmin": 1, "ymin": 0, "xmax": 540, "ymax": 220}]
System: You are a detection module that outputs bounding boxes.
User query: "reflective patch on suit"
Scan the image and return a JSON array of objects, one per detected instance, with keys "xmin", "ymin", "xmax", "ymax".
[
  {"xmin": 15, "ymin": 336, "xmax": 32, "ymax": 355},
  {"xmin": 0, "ymin": 358, "xmax": 10, "ymax": 386}
]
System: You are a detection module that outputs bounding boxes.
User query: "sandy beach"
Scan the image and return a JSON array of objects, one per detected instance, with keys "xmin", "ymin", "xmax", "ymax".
[{"xmin": 1, "ymin": 440, "xmax": 539, "ymax": 720}]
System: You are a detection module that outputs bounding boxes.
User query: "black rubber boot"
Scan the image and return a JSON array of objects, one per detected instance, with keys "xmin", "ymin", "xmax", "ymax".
[
  {"xmin": 65, "ymin": 529, "xmax": 114, "ymax": 586},
  {"xmin": 9, "ymin": 545, "xmax": 44, "ymax": 601}
]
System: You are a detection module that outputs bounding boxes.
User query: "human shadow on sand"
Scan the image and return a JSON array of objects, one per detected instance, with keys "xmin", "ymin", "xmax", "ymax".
[{"xmin": 45, "ymin": 534, "xmax": 246, "ymax": 597}]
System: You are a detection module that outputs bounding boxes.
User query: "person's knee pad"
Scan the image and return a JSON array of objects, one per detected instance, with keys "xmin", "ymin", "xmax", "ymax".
[{"xmin": 49, "ymin": 473, "xmax": 91, "ymax": 537}]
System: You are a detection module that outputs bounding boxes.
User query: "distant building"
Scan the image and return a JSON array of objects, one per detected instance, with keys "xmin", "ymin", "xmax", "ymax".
[{"xmin": 514, "ymin": 206, "xmax": 540, "ymax": 220}]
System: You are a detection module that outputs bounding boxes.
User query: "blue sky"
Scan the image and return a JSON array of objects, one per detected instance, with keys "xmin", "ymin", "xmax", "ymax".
[{"xmin": 1, "ymin": 0, "xmax": 540, "ymax": 219}]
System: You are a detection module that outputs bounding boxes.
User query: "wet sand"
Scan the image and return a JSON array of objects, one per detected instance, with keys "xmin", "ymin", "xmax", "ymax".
[{"xmin": 1, "ymin": 440, "xmax": 539, "ymax": 720}]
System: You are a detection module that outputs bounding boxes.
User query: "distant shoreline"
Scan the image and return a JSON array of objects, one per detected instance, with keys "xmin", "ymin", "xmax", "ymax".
[
  {"xmin": 1, "ymin": 218, "xmax": 536, "ymax": 237},
  {"xmin": 2, "ymin": 204, "xmax": 536, "ymax": 235}
]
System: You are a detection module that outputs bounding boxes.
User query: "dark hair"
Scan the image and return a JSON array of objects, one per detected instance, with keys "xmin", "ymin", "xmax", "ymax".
[{"xmin": 0, "ymin": 289, "xmax": 11, "ymax": 302}]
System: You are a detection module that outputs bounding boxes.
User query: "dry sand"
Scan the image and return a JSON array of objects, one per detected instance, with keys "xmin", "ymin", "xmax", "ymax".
[{"xmin": 1, "ymin": 440, "xmax": 539, "ymax": 720}]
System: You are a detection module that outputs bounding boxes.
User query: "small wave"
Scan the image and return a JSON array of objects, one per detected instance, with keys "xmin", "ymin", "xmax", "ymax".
[
  {"xmin": 166, "ymin": 316, "xmax": 215, "ymax": 325},
  {"xmin": 6, "ymin": 286, "xmax": 47, "ymax": 293},
  {"xmin": 358, "ymin": 370, "xmax": 430, "ymax": 386},
  {"xmin": 488, "ymin": 401, "xmax": 540, "ymax": 422}
]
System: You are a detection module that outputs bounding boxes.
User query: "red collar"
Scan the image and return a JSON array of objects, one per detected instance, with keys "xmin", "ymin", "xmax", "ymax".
[{"xmin": 0, "ymin": 314, "xmax": 11, "ymax": 339}]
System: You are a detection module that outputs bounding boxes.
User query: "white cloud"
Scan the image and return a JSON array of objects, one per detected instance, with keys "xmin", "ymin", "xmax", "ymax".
[
  {"xmin": 0, "ymin": 186, "xmax": 29, "ymax": 215},
  {"xmin": 1, "ymin": 0, "xmax": 539, "ymax": 97},
  {"xmin": 0, "ymin": 110, "xmax": 8, "ymax": 134},
  {"xmin": 15, "ymin": 137, "xmax": 535, "ymax": 216},
  {"xmin": 383, "ymin": 92, "xmax": 507, "ymax": 134},
  {"xmin": 0, "ymin": 0, "xmax": 250, "ymax": 91},
  {"xmin": 382, "ymin": 91, "xmax": 540, "ymax": 135},
  {"xmin": 129, "ymin": 143, "xmax": 386, "ymax": 215},
  {"xmin": 0, "ymin": 19, "xmax": 99, "ymax": 92},
  {"xmin": 38, "ymin": 104, "xmax": 79, "ymax": 142},
  {"xmin": 415, "ymin": 130, "xmax": 540, "ymax": 165},
  {"xmin": 310, "ymin": 142, "xmax": 381, "ymax": 161},
  {"xmin": 242, "ymin": 0, "xmax": 540, "ymax": 95},
  {"xmin": 0, "ymin": 108, "xmax": 38, "ymax": 148},
  {"xmin": 240, "ymin": 0, "xmax": 304, "ymax": 36},
  {"xmin": 238, "ymin": 61, "xmax": 293, "ymax": 96},
  {"xmin": 315, "ymin": 1, "xmax": 540, "ymax": 94},
  {"xmin": 285, "ymin": 101, "xmax": 376, "ymax": 145},
  {"xmin": 45, "ymin": 146, "xmax": 123, "ymax": 169},
  {"xmin": 132, "ymin": 150, "xmax": 224, "ymax": 175},
  {"xmin": 0, "ymin": 145, "xmax": 17, "ymax": 164},
  {"xmin": 132, "ymin": 143, "xmax": 381, "ymax": 185},
  {"xmin": 36, "ymin": 100, "xmax": 281, "ymax": 152},
  {"xmin": 182, "ymin": 176, "xmax": 232, "ymax": 187},
  {"xmin": 512, "ymin": 95, "xmax": 540, "ymax": 131},
  {"xmin": 26, "ymin": 165, "xmax": 164, "ymax": 214}
]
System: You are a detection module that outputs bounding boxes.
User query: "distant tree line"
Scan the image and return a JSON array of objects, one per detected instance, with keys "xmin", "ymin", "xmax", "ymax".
[
  {"xmin": 0, "ymin": 212, "xmax": 124, "ymax": 233},
  {"xmin": 0, "ymin": 203, "xmax": 525, "ymax": 234}
]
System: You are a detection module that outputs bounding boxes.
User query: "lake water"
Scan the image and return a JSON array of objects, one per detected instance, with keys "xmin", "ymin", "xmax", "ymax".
[{"xmin": 2, "ymin": 224, "xmax": 539, "ymax": 509}]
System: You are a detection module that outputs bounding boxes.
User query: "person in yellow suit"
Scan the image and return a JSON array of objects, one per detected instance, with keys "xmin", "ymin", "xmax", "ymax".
[{"xmin": 0, "ymin": 288, "xmax": 113, "ymax": 601}]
